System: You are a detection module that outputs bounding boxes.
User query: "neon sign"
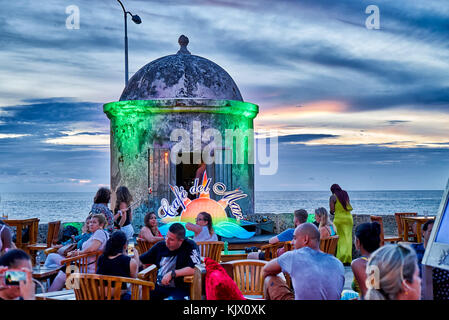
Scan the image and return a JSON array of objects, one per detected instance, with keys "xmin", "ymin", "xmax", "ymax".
[{"xmin": 157, "ymin": 171, "xmax": 253, "ymax": 239}]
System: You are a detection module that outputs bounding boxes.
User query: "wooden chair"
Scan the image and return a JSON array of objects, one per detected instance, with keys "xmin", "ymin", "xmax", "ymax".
[
  {"xmin": 60, "ymin": 250, "xmax": 103, "ymax": 283},
  {"xmin": 73, "ymin": 273, "xmax": 155, "ymax": 300},
  {"xmin": 137, "ymin": 264, "xmax": 158, "ymax": 284},
  {"xmin": 370, "ymin": 215, "xmax": 402, "ymax": 246},
  {"xmin": 137, "ymin": 264, "xmax": 195, "ymax": 298},
  {"xmin": 4, "ymin": 218, "xmax": 39, "ymax": 250},
  {"xmin": 260, "ymin": 242, "xmax": 286, "ymax": 261},
  {"xmin": 320, "ymin": 235, "xmax": 339, "ymax": 256},
  {"xmin": 283, "ymin": 241, "xmax": 292, "ymax": 252},
  {"xmin": 226, "ymin": 259, "xmax": 267, "ymax": 299},
  {"xmin": 191, "ymin": 260, "xmax": 268, "ymax": 300},
  {"xmin": 28, "ymin": 221, "xmax": 61, "ymax": 264},
  {"xmin": 196, "ymin": 241, "xmax": 224, "ymax": 262},
  {"xmin": 136, "ymin": 238, "xmax": 155, "ymax": 254},
  {"xmin": 394, "ymin": 212, "xmax": 417, "ymax": 242}
]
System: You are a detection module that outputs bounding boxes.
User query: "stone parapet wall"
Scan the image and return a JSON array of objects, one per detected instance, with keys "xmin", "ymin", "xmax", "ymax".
[
  {"xmin": 245, "ymin": 213, "xmax": 397, "ymax": 236},
  {"xmin": 246, "ymin": 213, "xmax": 399, "ymax": 259}
]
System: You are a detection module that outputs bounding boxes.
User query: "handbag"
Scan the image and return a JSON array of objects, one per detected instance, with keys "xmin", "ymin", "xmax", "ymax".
[{"xmin": 57, "ymin": 243, "xmax": 77, "ymax": 256}]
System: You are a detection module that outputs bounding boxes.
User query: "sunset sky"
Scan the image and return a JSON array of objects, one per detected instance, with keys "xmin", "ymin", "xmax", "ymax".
[{"xmin": 0, "ymin": 0, "xmax": 448, "ymax": 192}]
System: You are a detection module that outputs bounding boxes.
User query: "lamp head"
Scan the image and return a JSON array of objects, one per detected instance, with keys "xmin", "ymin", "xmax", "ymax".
[{"xmin": 131, "ymin": 14, "xmax": 142, "ymax": 24}]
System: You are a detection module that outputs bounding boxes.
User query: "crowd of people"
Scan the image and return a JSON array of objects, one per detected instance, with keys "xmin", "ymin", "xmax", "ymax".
[{"xmin": 0, "ymin": 183, "xmax": 447, "ymax": 301}]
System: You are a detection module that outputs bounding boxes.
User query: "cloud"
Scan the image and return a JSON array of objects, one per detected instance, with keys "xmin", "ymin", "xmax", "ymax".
[
  {"xmin": 276, "ymin": 134, "xmax": 339, "ymax": 144},
  {"xmin": 0, "ymin": 98, "xmax": 110, "ymax": 191},
  {"xmin": 0, "ymin": 134, "xmax": 31, "ymax": 139}
]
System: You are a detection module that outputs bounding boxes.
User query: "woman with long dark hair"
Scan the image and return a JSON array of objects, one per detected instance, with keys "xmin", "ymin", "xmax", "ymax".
[
  {"xmin": 97, "ymin": 231, "xmax": 140, "ymax": 300},
  {"xmin": 114, "ymin": 186, "xmax": 134, "ymax": 240},
  {"xmin": 138, "ymin": 212, "xmax": 164, "ymax": 244},
  {"xmin": 186, "ymin": 212, "xmax": 217, "ymax": 242},
  {"xmin": 329, "ymin": 183, "xmax": 353, "ymax": 264},
  {"xmin": 351, "ymin": 222, "xmax": 381, "ymax": 298}
]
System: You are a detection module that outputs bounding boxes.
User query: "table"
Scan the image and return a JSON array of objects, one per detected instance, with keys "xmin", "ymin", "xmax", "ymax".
[
  {"xmin": 32, "ymin": 265, "xmax": 61, "ymax": 292},
  {"xmin": 401, "ymin": 216, "xmax": 435, "ymax": 243},
  {"xmin": 32, "ymin": 266, "xmax": 60, "ymax": 281},
  {"xmin": 35, "ymin": 289, "xmax": 76, "ymax": 301},
  {"xmin": 220, "ymin": 250, "xmax": 248, "ymax": 262}
]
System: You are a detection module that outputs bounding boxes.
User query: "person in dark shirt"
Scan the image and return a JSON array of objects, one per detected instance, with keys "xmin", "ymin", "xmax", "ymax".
[
  {"xmin": 97, "ymin": 231, "xmax": 139, "ymax": 300},
  {"xmin": 139, "ymin": 223, "xmax": 201, "ymax": 300},
  {"xmin": 411, "ymin": 219, "xmax": 449, "ymax": 300}
]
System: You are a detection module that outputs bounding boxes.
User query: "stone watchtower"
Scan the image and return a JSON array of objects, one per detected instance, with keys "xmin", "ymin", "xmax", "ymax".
[{"xmin": 104, "ymin": 36, "xmax": 259, "ymax": 231}]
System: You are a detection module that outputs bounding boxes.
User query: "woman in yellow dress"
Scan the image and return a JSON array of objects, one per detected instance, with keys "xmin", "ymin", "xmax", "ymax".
[{"xmin": 329, "ymin": 184, "xmax": 353, "ymax": 264}]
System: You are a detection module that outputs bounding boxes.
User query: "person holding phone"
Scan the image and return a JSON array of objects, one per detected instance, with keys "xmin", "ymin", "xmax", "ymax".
[
  {"xmin": 113, "ymin": 186, "xmax": 134, "ymax": 240},
  {"xmin": 0, "ymin": 249, "xmax": 35, "ymax": 300}
]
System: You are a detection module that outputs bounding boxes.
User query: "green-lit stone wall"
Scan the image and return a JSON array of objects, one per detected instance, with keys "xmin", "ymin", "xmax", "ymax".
[{"xmin": 104, "ymin": 99, "xmax": 259, "ymax": 231}]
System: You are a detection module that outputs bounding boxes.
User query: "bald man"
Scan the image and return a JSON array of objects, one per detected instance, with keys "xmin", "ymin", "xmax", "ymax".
[{"xmin": 262, "ymin": 223, "xmax": 345, "ymax": 300}]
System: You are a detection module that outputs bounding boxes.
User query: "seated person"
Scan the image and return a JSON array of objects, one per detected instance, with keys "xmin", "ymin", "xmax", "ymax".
[
  {"xmin": 138, "ymin": 212, "xmax": 164, "ymax": 244},
  {"xmin": 0, "ymin": 249, "xmax": 35, "ymax": 300},
  {"xmin": 186, "ymin": 212, "xmax": 218, "ymax": 242},
  {"xmin": 410, "ymin": 220, "xmax": 449, "ymax": 300},
  {"xmin": 364, "ymin": 244, "xmax": 421, "ymax": 300},
  {"xmin": 263, "ymin": 223, "xmax": 345, "ymax": 300},
  {"xmin": 48, "ymin": 214, "xmax": 109, "ymax": 292},
  {"xmin": 314, "ymin": 207, "xmax": 337, "ymax": 240},
  {"xmin": 139, "ymin": 223, "xmax": 201, "ymax": 300},
  {"xmin": 350, "ymin": 222, "xmax": 381, "ymax": 298},
  {"xmin": 269, "ymin": 209, "xmax": 308, "ymax": 244},
  {"xmin": 96, "ymin": 231, "xmax": 140, "ymax": 300},
  {"xmin": 248, "ymin": 209, "xmax": 308, "ymax": 260},
  {"xmin": 44, "ymin": 215, "xmax": 93, "ymax": 268},
  {"xmin": 0, "ymin": 220, "xmax": 14, "ymax": 254}
]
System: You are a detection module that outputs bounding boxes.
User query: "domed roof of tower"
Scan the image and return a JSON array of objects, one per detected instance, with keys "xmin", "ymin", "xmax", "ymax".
[{"xmin": 119, "ymin": 35, "xmax": 243, "ymax": 101}]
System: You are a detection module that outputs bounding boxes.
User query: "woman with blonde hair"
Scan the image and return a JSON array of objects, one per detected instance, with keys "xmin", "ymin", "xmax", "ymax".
[
  {"xmin": 48, "ymin": 214, "xmax": 110, "ymax": 292},
  {"xmin": 314, "ymin": 207, "xmax": 337, "ymax": 240},
  {"xmin": 364, "ymin": 244, "xmax": 421, "ymax": 300}
]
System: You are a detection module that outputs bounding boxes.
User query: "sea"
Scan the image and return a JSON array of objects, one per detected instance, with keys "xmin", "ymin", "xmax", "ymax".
[{"xmin": 0, "ymin": 190, "xmax": 444, "ymax": 223}]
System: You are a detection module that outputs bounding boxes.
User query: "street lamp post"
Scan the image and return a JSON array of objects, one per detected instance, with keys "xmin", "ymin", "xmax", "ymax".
[{"xmin": 117, "ymin": 0, "xmax": 142, "ymax": 86}]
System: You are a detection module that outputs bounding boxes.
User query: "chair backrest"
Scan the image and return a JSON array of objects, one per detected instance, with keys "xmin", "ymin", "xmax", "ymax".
[
  {"xmin": 320, "ymin": 235, "xmax": 339, "ymax": 255},
  {"xmin": 61, "ymin": 251, "xmax": 103, "ymax": 275},
  {"xmin": 136, "ymin": 238, "xmax": 155, "ymax": 254},
  {"xmin": 226, "ymin": 259, "xmax": 267, "ymax": 297},
  {"xmin": 260, "ymin": 242, "xmax": 286, "ymax": 261},
  {"xmin": 370, "ymin": 215, "xmax": 385, "ymax": 246},
  {"xmin": 137, "ymin": 264, "xmax": 158, "ymax": 284},
  {"xmin": 5, "ymin": 218, "xmax": 40, "ymax": 249},
  {"xmin": 196, "ymin": 241, "xmax": 224, "ymax": 262},
  {"xmin": 394, "ymin": 212, "xmax": 417, "ymax": 240},
  {"xmin": 73, "ymin": 273, "xmax": 155, "ymax": 300},
  {"xmin": 283, "ymin": 241, "xmax": 293, "ymax": 252},
  {"xmin": 46, "ymin": 221, "xmax": 61, "ymax": 247}
]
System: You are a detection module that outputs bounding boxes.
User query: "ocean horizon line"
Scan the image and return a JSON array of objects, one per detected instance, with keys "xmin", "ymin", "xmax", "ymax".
[{"xmin": 0, "ymin": 189, "xmax": 444, "ymax": 193}]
